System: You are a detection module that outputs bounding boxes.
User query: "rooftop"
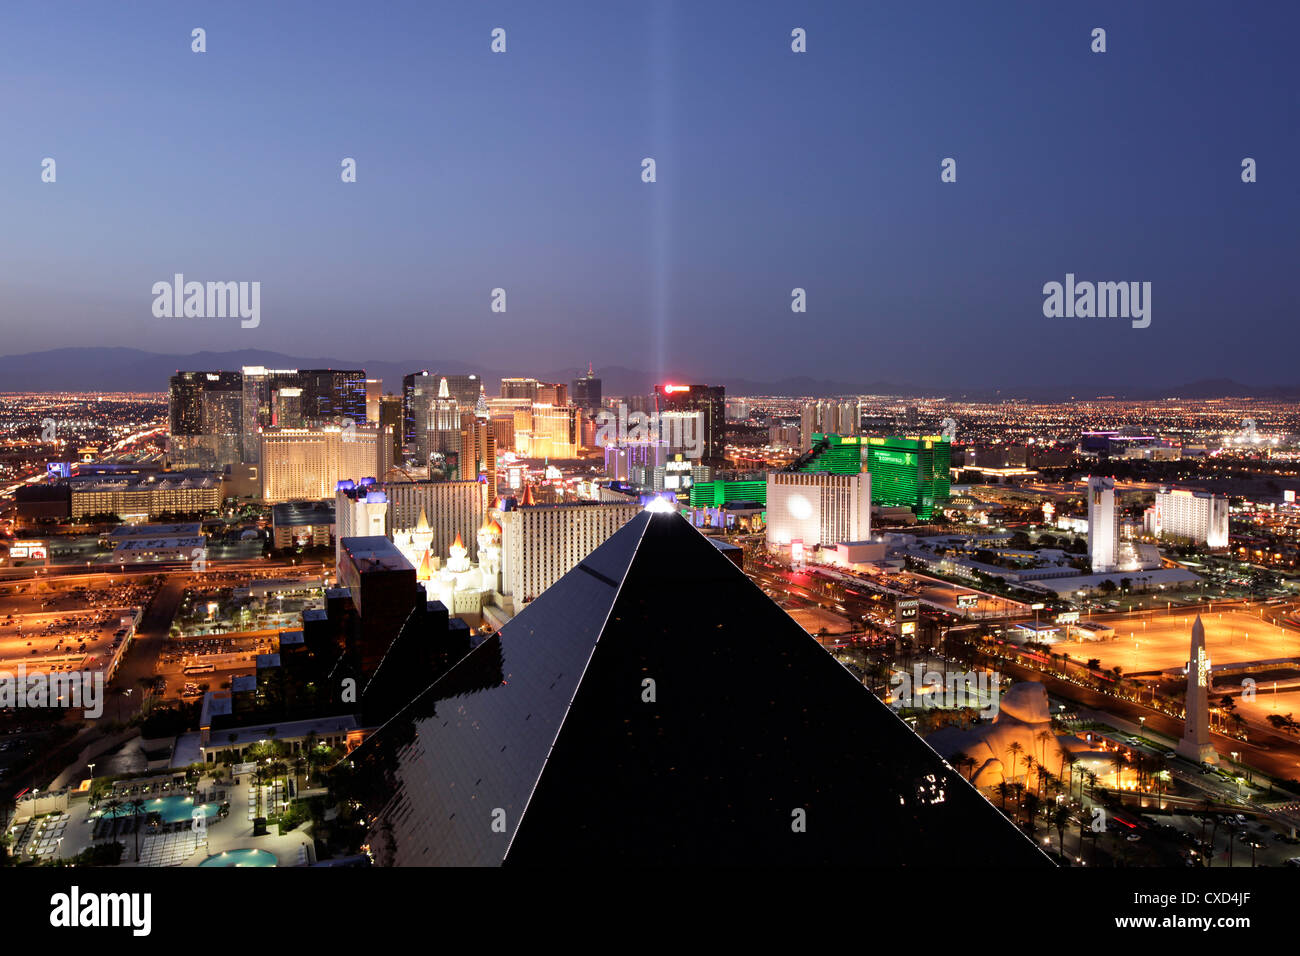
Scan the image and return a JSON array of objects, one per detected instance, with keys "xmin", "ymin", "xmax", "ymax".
[
  {"xmin": 347, "ymin": 510, "xmax": 1049, "ymax": 866},
  {"xmin": 339, "ymin": 536, "xmax": 413, "ymax": 573},
  {"xmin": 272, "ymin": 501, "xmax": 337, "ymax": 525}
]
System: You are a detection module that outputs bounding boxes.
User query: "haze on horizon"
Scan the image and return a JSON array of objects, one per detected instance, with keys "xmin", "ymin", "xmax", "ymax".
[{"xmin": 0, "ymin": 0, "xmax": 1296, "ymax": 390}]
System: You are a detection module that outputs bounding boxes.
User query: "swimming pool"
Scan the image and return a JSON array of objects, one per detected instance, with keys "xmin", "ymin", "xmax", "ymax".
[
  {"xmin": 198, "ymin": 848, "xmax": 278, "ymax": 867},
  {"xmin": 95, "ymin": 795, "xmax": 219, "ymax": 824}
]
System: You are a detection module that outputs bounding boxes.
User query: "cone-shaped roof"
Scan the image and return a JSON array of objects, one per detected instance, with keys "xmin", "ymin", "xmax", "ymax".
[{"xmin": 347, "ymin": 511, "xmax": 1050, "ymax": 867}]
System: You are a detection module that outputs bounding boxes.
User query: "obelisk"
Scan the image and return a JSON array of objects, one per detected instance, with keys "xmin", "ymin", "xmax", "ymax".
[{"xmin": 1176, "ymin": 615, "xmax": 1217, "ymax": 765}]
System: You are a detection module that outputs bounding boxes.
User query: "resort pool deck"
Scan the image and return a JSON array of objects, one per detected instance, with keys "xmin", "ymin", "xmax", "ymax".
[
  {"xmin": 95, "ymin": 794, "xmax": 220, "ymax": 824},
  {"xmin": 198, "ymin": 848, "xmax": 278, "ymax": 867}
]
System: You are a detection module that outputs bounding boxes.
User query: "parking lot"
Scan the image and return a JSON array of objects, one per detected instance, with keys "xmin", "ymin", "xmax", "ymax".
[
  {"xmin": 1052, "ymin": 608, "xmax": 1300, "ymax": 675},
  {"xmin": 0, "ymin": 607, "xmax": 136, "ymax": 671}
]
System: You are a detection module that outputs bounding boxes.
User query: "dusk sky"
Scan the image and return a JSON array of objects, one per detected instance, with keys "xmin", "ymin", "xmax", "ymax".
[{"xmin": 0, "ymin": 0, "xmax": 1296, "ymax": 389}]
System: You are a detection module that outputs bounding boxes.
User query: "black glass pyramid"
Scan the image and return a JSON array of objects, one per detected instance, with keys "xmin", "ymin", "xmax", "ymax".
[{"xmin": 344, "ymin": 511, "xmax": 1050, "ymax": 866}]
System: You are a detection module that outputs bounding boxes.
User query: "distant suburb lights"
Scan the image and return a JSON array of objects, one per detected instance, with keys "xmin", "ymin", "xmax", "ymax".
[{"xmin": 82, "ymin": 25, "xmax": 1255, "ymax": 331}]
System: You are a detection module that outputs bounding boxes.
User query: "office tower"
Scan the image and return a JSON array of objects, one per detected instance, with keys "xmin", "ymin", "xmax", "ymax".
[
  {"xmin": 726, "ymin": 399, "xmax": 750, "ymax": 421},
  {"xmin": 298, "ymin": 547, "xmax": 466, "ymax": 726},
  {"xmin": 799, "ymin": 400, "xmax": 861, "ymax": 451},
  {"xmin": 276, "ymin": 386, "xmax": 308, "ymax": 428},
  {"xmin": 535, "ymin": 382, "xmax": 568, "ymax": 406},
  {"xmin": 904, "ymin": 405, "xmax": 919, "ymax": 429},
  {"xmin": 1146, "ymin": 487, "xmax": 1229, "ymax": 548},
  {"xmin": 604, "ymin": 438, "xmax": 668, "ymax": 483},
  {"xmin": 654, "ymin": 410, "xmax": 705, "ymax": 460},
  {"xmin": 365, "ymin": 379, "xmax": 383, "ymax": 424},
  {"xmin": 459, "ymin": 410, "xmax": 498, "ymax": 497},
  {"xmin": 580, "ymin": 414, "xmax": 599, "ymax": 451},
  {"xmin": 401, "ymin": 371, "xmax": 440, "ymax": 452},
  {"xmin": 500, "ymin": 377, "xmax": 540, "ymax": 401},
  {"xmin": 489, "ymin": 415, "xmax": 516, "ymax": 454},
  {"xmin": 295, "ymin": 369, "xmax": 367, "ymax": 425},
  {"xmin": 381, "ymin": 478, "xmax": 485, "ymax": 561},
  {"xmin": 168, "ymin": 370, "xmax": 244, "ymax": 469},
  {"xmin": 529, "ymin": 404, "xmax": 579, "ymax": 459},
  {"xmin": 768, "ymin": 421, "xmax": 801, "ymax": 449},
  {"xmin": 571, "ymin": 364, "xmax": 602, "ymax": 411},
  {"xmin": 1086, "ymin": 475, "xmax": 1118, "ymax": 573},
  {"xmin": 240, "ymin": 366, "xmax": 283, "ymax": 461},
  {"xmin": 1177, "ymin": 616, "xmax": 1217, "ymax": 765},
  {"xmin": 333, "ymin": 536, "xmax": 422, "ymax": 677},
  {"xmin": 259, "ymin": 425, "xmax": 391, "ymax": 503},
  {"xmin": 766, "ymin": 472, "xmax": 871, "ymax": 554},
  {"xmin": 378, "ymin": 395, "xmax": 403, "ymax": 464},
  {"xmin": 424, "ymin": 378, "xmax": 461, "ymax": 468},
  {"xmin": 860, "ymin": 436, "xmax": 951, "ymax": 521},
  {"xmin": 653, "ymin": 383, "xmax": 726, "ymax": 466},
  {"xmin": 439, "ymin": 373, "xmax": 482, "ymax": 407},
  {"xmin": 499, "ymin": 498, "xmax": 642, "ymax": 603},
  {"xmin": 234, "ymin": 366, "xmax": 367, "ymax": 463},
  {"xmin": 799, "ymin": 404, "xmax": 817, "ymax": 452},
  {"xmin": 335, "ymin": 480, "xmax": 390, "ymax": 567},
  {"xmin": 346, "ymin": 509, "xmax": 1050, "ymax": 866}
]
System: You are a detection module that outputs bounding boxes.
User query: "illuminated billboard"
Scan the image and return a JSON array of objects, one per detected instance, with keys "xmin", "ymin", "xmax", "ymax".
[
  {"xmin": 9, "ymin": 541, "xmax": 48, "ymax": 560},
  {"xmin": 896, "ymin": 597, "xmax": 919, "ymax": 637}
]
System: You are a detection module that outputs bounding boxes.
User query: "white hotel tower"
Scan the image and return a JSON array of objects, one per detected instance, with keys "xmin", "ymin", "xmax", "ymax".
[
  {"xmin": 499, "ymin": 495, "xmax": 642, "ymax": 604},
  {"xmin": 1086, "ymin": 475, "xmax": 1119, "ymax": 573},
  {"xmin": 1147, "ymin": 487, "xmax": 1229, "ymax": 549},
  {"xmin": 765, "ymin": 472, "xmax": 871, "ymax": 557}
]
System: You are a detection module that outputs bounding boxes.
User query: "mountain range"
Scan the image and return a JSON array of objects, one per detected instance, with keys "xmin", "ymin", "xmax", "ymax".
[{"xmin": 0, "ymin": 348, "xmax": 1296, "ymax": 402}]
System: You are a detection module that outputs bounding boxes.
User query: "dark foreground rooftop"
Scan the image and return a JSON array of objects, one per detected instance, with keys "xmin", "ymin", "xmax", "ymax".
[{"xmin": 344, "ymin": 510, "xmax": 1050, "ymax": 866}]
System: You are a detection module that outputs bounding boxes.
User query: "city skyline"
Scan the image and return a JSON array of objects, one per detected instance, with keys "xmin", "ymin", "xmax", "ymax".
[
  {"xmin": 1, "ymin": 1, "xmax": 1296, "ymax": 387},
  {"xmin": 5, "ymin": 0, "xmax": 1300, "ymax": 901},
  {"xmin": 3, "ymin": 345, "xmax": 1300, "ymax": 400}
]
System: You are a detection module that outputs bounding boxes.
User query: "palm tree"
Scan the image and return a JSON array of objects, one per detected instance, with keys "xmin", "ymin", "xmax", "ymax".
[
  {"xmin": 1061, "ymin": 752, "xmax": 1078, "ymax": 798},
  {"xmin": 1052, "ymin": 806, "xmax": 1071, "ymax": 859},
  {"xmin": 102, "ymin": 797, "xmax": 122, "ymax": 837},
  {"xmin": 130, "ymin": 798, "xmax": 145, "ymax": 862},
  {"xmin": 1023, "ymin": 756, "xmax": 1036, "ymax": 794},
  {"xmin": 252, "ymin": 764, "xmax": 265, "ymax": 818},
  {"xmin": 292, "ymin": 755, "xmax": 307, "ymax": 791},
  {"xmin": 996, "ymin": 781, "xmax": 1011, "ymax": 811},
  {"xmin": 1037, "ymin": 729, "xmax": 1055, "ymax": 768},
  {"xmin": 136, "ymin": 676, "xmax": 156, "ymax": 708},
  {"xmin": 1007, "ymin": 742, "xmax": 1024, "ymax": 784},
  {"xmin": 1022, "ymin": 791, "xmax": 1039, "ymax": 831},
  {"xmin": 270, "ymin": 760, "xmax": 289, "ymax": 812}
]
